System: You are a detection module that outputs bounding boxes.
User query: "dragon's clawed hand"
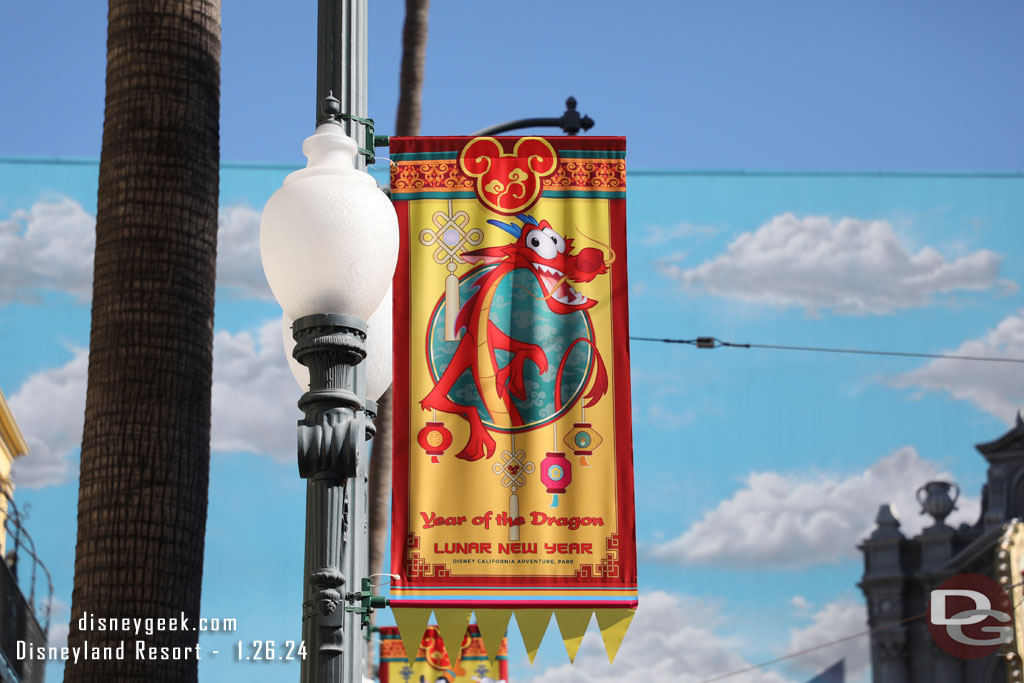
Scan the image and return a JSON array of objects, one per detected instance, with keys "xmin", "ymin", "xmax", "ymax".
[{"xmin": 496, "ymin": 343, "xmax": 548, "ymax": 401}]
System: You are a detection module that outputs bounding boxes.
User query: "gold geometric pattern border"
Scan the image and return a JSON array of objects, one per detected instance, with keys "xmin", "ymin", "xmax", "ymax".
[
  {"xmin": 406, "ymin": 532, "xmax": 452, "ymax": 579},
  {"xmin": 576, "ymin": 533, "xmax": 622, "ymax": 580}
]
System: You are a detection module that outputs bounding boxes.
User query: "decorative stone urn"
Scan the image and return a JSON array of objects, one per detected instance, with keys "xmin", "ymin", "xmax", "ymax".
[{"xmin": 917, "ymin": 480, "xmax": 960, "ymax": 526}]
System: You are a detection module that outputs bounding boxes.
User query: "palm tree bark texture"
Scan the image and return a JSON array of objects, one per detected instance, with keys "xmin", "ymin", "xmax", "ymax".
[
  {"xmin": 66, "ymin": 1, "xmax": 220, "ymax": 681},
  {"xmin": 366, "ymin": 0, "xmax": 430, "ymax": 674}
]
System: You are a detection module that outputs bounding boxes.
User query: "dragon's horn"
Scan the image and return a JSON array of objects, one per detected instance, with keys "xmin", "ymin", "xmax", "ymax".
[
  {"xmin": 516, "ymin": 213, "xmax": 540, "ymax": 226},
  {"xmin": 487, "ymin": 219, "xmax": 522, "ymax": 238}
]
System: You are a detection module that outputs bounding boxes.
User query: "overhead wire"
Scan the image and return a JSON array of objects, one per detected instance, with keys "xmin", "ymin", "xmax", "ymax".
[
  {"xmin": 697, "ymin": 573, "xmax": 1024, "ymax": 681},
  {"xmin": 630, "ymin": 334, "xmax": 1021, "ymax": 681},
  {"xmin": 629, "ymin": 336, "xmax": 1024, "ymax": 364},
  {"xmin": 698, "ymin": 611, "xmax": 926, "ymax": 682}
]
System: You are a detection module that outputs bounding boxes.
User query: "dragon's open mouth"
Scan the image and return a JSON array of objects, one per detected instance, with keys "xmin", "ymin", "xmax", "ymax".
[{"xmin": 531, "ymin": 262, "xmax": 589, "ymax": 306}]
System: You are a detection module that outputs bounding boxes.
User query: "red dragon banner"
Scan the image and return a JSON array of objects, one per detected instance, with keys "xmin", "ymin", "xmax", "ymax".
[{"xmin": 389, "ymin": 136, "xmax": 636, "ymax": 666}]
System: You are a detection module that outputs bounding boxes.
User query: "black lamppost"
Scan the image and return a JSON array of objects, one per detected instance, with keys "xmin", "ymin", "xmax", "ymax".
[{"xmin": 259, "ymin": 3, "xmax": 394, "ymax": 682}]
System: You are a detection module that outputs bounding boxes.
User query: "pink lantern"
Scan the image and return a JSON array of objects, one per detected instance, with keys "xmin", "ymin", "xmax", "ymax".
[{"xmin": 539, "ymin": 451, "xmax": 572, "ymax": 507}]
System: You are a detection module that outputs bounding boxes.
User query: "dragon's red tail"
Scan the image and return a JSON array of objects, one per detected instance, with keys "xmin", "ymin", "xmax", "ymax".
[{"xmin": 554, "ymin": 337, "xmax": 608, "ymax": 412}]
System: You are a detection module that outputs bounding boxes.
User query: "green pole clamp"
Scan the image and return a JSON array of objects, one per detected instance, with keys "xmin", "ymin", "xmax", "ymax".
[
  {"xmin": 318, "ymin": 94, "xmax": 380, "ymax": 165},
  {"xmin": 337, "ymin": 113, "xmax": 377, "ymax": 165},
  {"xmin": 345, "ymin": 577, "xmax": 390, "ymax": 630}
]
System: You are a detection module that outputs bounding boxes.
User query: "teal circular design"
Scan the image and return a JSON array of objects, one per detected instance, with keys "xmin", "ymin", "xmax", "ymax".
[
  {"xmin": 427, "ymin": 265, "xmax": 594, "ymax": 432},
  {"xmin": 548, "ymin": 465, "xmax": 564, "ymax": 482},
  {"xmin": 573, "ymin": 431, "xmax": 592, "ymax": 448}
]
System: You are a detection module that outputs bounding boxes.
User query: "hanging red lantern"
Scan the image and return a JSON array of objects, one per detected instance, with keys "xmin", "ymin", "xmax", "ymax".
[
  {"xmin": 563, "ymin": 422, "xmax": 603, "ymax": 466},
  {"xmin": 417, "ymin": 421, "xmax": 453, "ymax": 463},
  {"xmin": 539, "ymin": 451, "xmax": 572, "ymax": 507}
]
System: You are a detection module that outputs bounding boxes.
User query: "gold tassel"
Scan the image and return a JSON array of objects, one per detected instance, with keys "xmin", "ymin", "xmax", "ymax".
[
  {"xmin": 434, "ymin": 608, "xmax": 473, "ymax": 663},
  {"xmin": 392, "ymin": 607, "xmax": 433, "ymax": 663},
  {"xmin": 595, "ymin": 608, "xmax": 635, "ymax": 664},
  {"xmin": 444, "ymin": 272, "xmax": 460, "ymax": 340},
  {"xmin": 474, "ymin": 608, "xmax": 513, "ymax": 663},
  {"xmin": 554, "ymin": 609, "xmax": 594, "ymax": 663},
  {"xmin": 513, "ymin": 608, "xmax": 553, "ymax": 665}
]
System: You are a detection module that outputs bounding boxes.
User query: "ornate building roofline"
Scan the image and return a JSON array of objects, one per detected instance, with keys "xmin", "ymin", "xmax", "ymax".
[
  {"xmin": 974, "ymin": 411, "xmax": 1024, "ymax": 461},
  {"xmin": 941, "ymin": 523, "xmax": 1006, "ymax": 573},
  {"xmin": 0, "ymin": 388, "xmax": 28, "ymax": 463}
]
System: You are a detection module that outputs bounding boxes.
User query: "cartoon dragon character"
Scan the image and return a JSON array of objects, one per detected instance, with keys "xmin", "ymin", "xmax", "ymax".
[{"xmin": 421, "ymin": 214, "xmax": 610, "ymax": 461}]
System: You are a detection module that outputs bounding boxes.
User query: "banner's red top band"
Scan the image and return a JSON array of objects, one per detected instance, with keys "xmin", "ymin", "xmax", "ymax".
[{"xmin": 389, "ymin": 136, "xmax": 626, "ymax": 202}]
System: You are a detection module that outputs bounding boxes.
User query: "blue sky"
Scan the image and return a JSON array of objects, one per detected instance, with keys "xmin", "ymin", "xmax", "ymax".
[
  {"xmin": 4, "ymin": 1, "xmax": 1024, "ymax": 170},
  {"xmin": 2, "ymin": 2, "xmax": 1024, "ymax": 683}
]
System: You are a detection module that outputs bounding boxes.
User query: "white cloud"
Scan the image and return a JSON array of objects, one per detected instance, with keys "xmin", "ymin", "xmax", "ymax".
[
  {"xmin": 523, "ymin": 591, "xmax": 788, "ymax": 683},
  {"xmin": 210, "ymin": 319, "xmax": 301, "ymax": 460},
  {"xmin": 523, "ymin": 592, "xmax": 874, "ymax": 683},
  {"xmin": 0, "ymin": 198, "xmax": 272, "ymax": 302},
  {"xmin": 786, "ymin": 595, "xmax": 870, "ymax": 680},
  {"xmin": 216, "ymin": 204, "xmax": 273, "ymax": 299},
  {"xmin": 790, "ymin": 595, "xmax": 811, "ymax": 614},
  {"xmin": 658, "ymin": 213, "xmax": 1009, "ymax": 316},
  {"xmin": 632, "ymin": 368, "xmax": 706, "ymax": 431},
  {"xmin": 8, "ymin": 319, "xmax": 300, "ymax": 488},
  {"xmin": 640, "ymin": 223, "xmax": 719, "ymax": 246},
  {"xmin": 9, "ymin": 349, "xmax": 87, "ymax": 488},
  {"xmin": 646, "ymin": 403, "xmax": 695, "ymax": 430},
  {"xmin": 648, "ymin": 446, "xmax": 979, "ymax": 568},
  {"xmin": 892, "ymin": 311, "xmax": 1024, "ymax": 425},
  {"xmin": 0, "ymin": 198, "xmax": 95, "ymax": 303},
  {"xmin": 46, "ymin": 597, "xmax": 70, "ymax": 649}
]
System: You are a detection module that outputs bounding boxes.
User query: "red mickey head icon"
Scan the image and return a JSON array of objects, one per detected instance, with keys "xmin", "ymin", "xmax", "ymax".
[{"xmin": 459, "ymin": 137, "xmax": 558, "ymax": 215}]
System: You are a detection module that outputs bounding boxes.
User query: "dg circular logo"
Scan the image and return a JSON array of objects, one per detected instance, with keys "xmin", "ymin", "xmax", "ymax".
[{"xmin": 927, "ymin": 573, "xmax": 1014, "ymax": 658}]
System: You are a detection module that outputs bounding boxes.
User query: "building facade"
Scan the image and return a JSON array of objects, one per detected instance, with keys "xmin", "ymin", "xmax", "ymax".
[
  {"xmin": 0, "ymin": 388, "xmax": 46, "ymax": 683},
  {"xmin": 860, "ymin": 414, "xmax": 1024, "ymax": 682},
  {"xmin": 0, "ymin": 389, "xmax": 28, "ymax": 557}
]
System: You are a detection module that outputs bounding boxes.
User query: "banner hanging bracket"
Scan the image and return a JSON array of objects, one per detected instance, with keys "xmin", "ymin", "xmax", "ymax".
[
  {"xmin": 317, "ymin": 92, "xmax": 379, "ymax": 164},
  {"xmin": 345, "ymin": 576, "xmax": 390, "ymax": 629},
  {"xmin": 336, "ymin": 112, "xmax": 377, "ymax": 164}
]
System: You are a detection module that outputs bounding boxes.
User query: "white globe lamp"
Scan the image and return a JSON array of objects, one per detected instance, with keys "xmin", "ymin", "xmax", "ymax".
[{"xmin": 259, "ymin": 123, "xmax": 398, "ymax": 320}]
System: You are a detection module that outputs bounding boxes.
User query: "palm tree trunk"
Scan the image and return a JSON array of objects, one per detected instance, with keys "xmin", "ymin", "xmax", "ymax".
[
  {"xmin": 393, "ymin": 0, "xmax": 431, "ymax": 137},
  {"xmin": 65, "ymin": 1, "xmax": 220, "ymax": 681},
  {"xmin": 366, "ymin": 0, "xmax": 430, "ymax": 674}
]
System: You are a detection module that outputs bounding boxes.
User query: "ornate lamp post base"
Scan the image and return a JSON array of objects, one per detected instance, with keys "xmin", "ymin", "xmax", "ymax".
[{"xmin": 293, "ymin": 314, "xmax": 371, "ymax": 682}]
